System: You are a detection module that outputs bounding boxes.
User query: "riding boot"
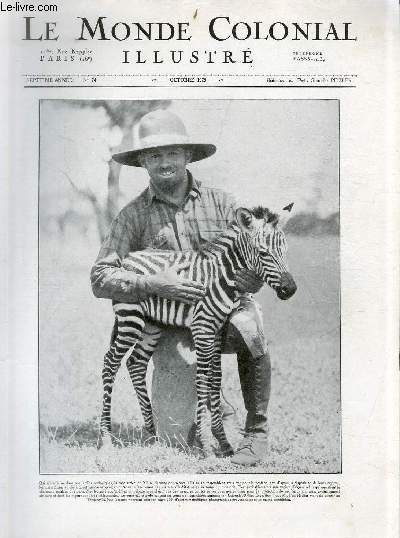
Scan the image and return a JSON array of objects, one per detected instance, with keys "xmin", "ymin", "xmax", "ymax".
[{"xmin": 231, "ymin": 349, "xmax": 271, "ymax": 466}]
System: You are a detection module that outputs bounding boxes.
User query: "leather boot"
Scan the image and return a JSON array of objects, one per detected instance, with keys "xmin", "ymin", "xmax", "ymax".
[{"xmin": 231, "ymin": 350, "xmax": 271, "ymax": 466}]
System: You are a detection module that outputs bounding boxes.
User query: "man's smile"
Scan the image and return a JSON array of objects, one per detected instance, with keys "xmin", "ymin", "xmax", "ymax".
[{"xmin": 158, "ymin": 168, "xmax": 176, "ymax": 177}]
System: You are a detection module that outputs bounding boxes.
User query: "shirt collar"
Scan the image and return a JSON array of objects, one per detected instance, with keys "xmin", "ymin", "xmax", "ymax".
[{"xmin": 147, "ymin": 170, "xmax": 202, "ymax": 205}]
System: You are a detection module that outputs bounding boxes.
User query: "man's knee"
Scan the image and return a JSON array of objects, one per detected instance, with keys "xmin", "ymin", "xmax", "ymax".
[{"xmin": 223, "ymin": 298, "xmax": 267, "ymax": 358}]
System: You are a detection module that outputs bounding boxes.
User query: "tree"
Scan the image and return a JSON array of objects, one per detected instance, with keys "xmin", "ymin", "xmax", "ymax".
[{"xmin": 66, "ymin": 99, "xmax": 170, "ymax": 241}]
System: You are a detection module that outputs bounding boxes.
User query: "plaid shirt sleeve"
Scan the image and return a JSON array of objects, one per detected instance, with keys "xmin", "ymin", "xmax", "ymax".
[{"xmin": 90, "ymin": 206, "xmax": 144, "ymax": 302}]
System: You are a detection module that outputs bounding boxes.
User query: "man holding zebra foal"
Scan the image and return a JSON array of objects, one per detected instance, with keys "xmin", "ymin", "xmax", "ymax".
[{"xmin": 91, "ymin": 109, "xmax": 296, "ymax": 466}]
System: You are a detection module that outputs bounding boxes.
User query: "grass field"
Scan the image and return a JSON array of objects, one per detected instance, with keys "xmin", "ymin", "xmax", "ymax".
[{"xmin": 39, "ymin": 233, "xmax": 340, "ymax": 474}]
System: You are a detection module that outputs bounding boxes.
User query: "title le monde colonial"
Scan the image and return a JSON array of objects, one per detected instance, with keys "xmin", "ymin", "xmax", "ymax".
[{"xmin": 23, "ymin": 16, "xmax": 357, "ymax": 65}]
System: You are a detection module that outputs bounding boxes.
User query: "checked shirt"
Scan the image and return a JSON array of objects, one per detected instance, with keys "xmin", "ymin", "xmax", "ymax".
[{"xmin": 91, "ymin": 172, "xmax": 236, "ymax": 303}]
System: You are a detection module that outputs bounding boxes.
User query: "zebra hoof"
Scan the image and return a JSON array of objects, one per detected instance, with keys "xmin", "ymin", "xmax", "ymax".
[
  {"xmin": 193, "ymin": 446, "xmax": 214, "ymax": 459},
  {"xmin": 192, "ymin": 436, "xmax": 213, "ymax": 459},
  {"xmin": 217, "ymin": 444, "xmax": 234, "ymax": 458},
  {"xmin": 98, "ymin": 434, "xmax": 114, "ymax": 450},
  {"xmin": 141, "ymin": 427, "xmax": 158, "ymax": 446}
]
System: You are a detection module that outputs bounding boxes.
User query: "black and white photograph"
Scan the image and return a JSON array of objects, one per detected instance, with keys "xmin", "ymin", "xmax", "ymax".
[{"xmin": 39, "ymin": 99, "xmax": 340, "ymax": 474}]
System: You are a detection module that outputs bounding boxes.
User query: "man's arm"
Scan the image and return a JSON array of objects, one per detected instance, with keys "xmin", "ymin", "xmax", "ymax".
[
  {"xmin": 90, "ymin": 209, "xmax": 205, "ymax": 304},
  {"xmin": 90, "ymin": 210, "xmax": 143, "ymax": 302}
]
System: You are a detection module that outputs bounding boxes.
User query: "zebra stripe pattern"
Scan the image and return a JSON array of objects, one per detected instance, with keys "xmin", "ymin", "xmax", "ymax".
[{"xmin": 100, "ymin": 206, "xmax": 296, "ymax": 456}]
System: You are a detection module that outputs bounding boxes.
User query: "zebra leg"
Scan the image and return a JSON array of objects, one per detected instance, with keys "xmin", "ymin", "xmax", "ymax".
[
  {"xmin": 100, "ymin": 347, "xmax": 126, "ymax": 446},
  {"xmin": 126, "ymin": 324, "xmax": 162, "ymax": 438},
  {"xmin": 192, "ymin": 329, "xmax": 215, "ymax": 456},
  {"xmin": 100, "ymin": 306, "xmax": 145, "ymax": 446},
  {"xmin": 210, "ymin": 333, "xmax": 234, "ymax": 457}
]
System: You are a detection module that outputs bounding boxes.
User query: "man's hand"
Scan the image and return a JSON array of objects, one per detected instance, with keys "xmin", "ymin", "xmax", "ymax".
[
  {"xmin": 143, "ymin": 262, "xmax": 206, "ymax": 305},
  {"xmin": 235, "ymin": 269, "xmax": 264, "ymax": 294}
]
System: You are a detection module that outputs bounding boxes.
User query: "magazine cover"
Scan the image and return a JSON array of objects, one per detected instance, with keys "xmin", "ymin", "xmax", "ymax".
[{"xmin": 1, "ymin": 1, "xmax": 398, "ymax": 537}]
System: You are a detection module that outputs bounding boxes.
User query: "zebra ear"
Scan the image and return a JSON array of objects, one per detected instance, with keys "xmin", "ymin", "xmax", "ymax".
[
  {"xmin": 235, "ymin": 208, "xmax": 255, "ymax": 233},
  {"xmin": 279, "ymin": 202, "xmax": 295, "ymax": 227}
]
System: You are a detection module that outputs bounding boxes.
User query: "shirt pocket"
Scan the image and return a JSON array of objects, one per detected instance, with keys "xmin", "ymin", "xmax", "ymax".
[
  {"xmin": 152, "ymin": 230, "xmax": 171, "ymax": 249},
  {"xmin": 142, "ymin": 224, "xmax": 175, "ymax": 250},
  {"xmin": 197, "ymin": 219, "xmax": 226, "ymax": 245}
]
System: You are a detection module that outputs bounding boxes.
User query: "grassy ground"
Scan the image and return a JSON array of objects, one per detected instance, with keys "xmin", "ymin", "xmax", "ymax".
[{"xmin": 39, "ymin": 233, "xmax": 340, "ymax": 474}]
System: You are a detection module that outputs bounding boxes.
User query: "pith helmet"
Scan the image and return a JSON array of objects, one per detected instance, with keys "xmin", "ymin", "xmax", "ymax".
[{"xmin": 112, "ymin": 109, "xmax": 216, "ymax": 167}]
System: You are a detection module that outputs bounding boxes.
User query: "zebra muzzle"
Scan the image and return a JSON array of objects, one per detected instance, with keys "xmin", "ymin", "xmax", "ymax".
[{"xmin": 276, "ymin": 272, "xmax": 297, "ymax": 300}]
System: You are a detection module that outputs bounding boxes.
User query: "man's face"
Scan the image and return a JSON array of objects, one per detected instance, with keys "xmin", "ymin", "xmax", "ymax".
[{"xmin": 140, "ymin": 146, "xmax": 191, "ymax": 191}]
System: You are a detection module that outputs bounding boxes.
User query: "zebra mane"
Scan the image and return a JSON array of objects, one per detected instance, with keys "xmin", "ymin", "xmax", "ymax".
[
  {"xmin": 232, "ymin": 206, "xmax": 279, "ymax": 231},
  {"xmin": 197, "ymin": 206, "xmax": 278, "ymax": 257},
  {"xmin": 250, "ymin": 206, "xmax": 280, "ymax": 224}
]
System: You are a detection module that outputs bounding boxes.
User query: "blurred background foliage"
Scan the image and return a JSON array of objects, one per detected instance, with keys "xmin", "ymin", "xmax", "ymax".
[{"xmin": 40, "ymin": 99, "xmax": 171, "ymax": 242}]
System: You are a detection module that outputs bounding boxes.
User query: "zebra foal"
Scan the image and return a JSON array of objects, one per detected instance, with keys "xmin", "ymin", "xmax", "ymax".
[{"xmin": 100, "ymin": 206, "xmax": 296, "ymax": 456}]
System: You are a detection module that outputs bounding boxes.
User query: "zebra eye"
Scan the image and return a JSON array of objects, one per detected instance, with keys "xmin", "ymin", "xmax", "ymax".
[{"xmin": 259, "ymin": 248, "xmax": 270, "ymax": 258}]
